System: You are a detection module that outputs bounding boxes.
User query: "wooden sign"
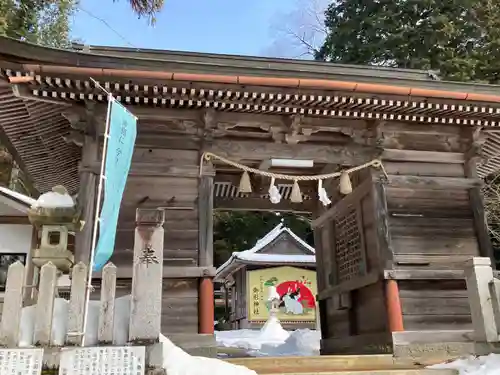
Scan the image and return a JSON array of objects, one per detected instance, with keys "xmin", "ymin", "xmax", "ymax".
[{"xmin": 247, "ymin": 266, "xmax": 317, "ymax": 321}]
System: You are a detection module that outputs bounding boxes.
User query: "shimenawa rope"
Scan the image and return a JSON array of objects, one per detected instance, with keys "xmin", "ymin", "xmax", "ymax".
[{"xmin": 199, "ymin": 152, "xmax": 388, "ymax": 181}]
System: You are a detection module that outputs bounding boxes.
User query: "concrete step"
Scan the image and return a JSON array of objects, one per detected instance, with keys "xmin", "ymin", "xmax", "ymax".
[
  {"xmin": 264, "ymin": 371, "xmax": 456, "ymax": 375},
  {"xmin": 225, "ymin": 355, "xmax": 452, "ymax": 374}
]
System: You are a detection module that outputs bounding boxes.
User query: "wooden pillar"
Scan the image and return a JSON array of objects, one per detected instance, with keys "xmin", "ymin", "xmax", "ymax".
[
  {"xmin": 385, "ymin": 279, "xmax": 404, "ymax": 332},
  {"xmin": 198, "ymin": 174, "xmax": 214, "ymax": 334},
  {"xmin": 465, "ymin": 156, "xmax": 494, "ymax": 267},
  {"xmin": 75, "ymin": 134, "xmax": 98, "ymax": 264},
  {"xmin": 312, "ymin": 202, "xmax": 329, "ymax": 338},
  {"xmin": 372, "ymin": 177, "xmax": 394, "ymax": 270}
]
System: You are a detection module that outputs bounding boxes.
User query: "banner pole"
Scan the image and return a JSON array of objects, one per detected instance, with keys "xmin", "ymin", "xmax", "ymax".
[{"xmin": 80, "ymin": 92, "xmax": 113, "ymax": 347}]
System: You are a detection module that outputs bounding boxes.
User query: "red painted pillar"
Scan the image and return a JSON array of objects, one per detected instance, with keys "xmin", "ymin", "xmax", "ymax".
[
  {"xmin": 199, "ymin": 277, "xmax": 215, "ymax": 334},
  {"xmin": 385, "ymin": 279, "xmax": 404, "ymax": 332}
]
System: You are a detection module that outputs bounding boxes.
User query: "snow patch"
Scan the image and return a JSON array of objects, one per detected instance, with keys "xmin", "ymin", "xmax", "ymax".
[
  {"xmin": 427, "ymin": 354, "xmax": 500, "ymax": 375},
  {"xmin": 32, "ymin": 191, "xmax": 74, "ymax": 209},
  {"xmin": 160, "ymin": 334, "xmax": 257, "ymax": 375},
  {"xmin": 215, "ymin": 317, "xmax": 320, "ymax": 357}
]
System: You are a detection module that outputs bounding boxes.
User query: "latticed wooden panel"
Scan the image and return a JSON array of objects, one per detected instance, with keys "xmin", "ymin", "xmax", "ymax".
[{"xmin": 334, "ymin": 206, "xmax": 365, "ymax": 283}]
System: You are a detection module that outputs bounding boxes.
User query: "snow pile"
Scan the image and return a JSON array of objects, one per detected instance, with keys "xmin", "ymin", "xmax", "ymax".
[
  {"xmin": 255, "ymin": 329, "xmax": 320, "ymax": 357},
  {"xmin": 160, "ymin": 334, "xmax": 257, "ymax": 375},
  {"xmin": 215, "ymin": 316, "xmax": 290, "ymax": 351},
  {"xmin": 32, "ymin": 190, "xmax": 74, "ymax": 209},
  {"xmin": 258, "ymin": 315, "xmax": 290, "ymax": 343},
  {"xmin": 427, "ymin": 354, "xmax": 500, "ymax": 375},
  {"xmin": 216, "ymin": 316, "xmax": 320, "ymax": 357}
]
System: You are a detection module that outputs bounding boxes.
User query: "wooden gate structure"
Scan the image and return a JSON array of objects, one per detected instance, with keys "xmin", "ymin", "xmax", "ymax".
[{"xmin": 1, "ymin": 36, "xmax": 500, "ymax": 356}]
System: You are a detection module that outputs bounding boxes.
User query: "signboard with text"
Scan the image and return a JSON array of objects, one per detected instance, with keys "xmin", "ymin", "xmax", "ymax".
[
  {"xmin": 59, "ymin": 346, "xmax": 145, "ymax": 375},
  {"xmin": 247, "ymin": 266, "xmax": 317, "ymax": 321},
  {"xmin": 0, "ymin": 348, "xmax": 43, "ymax": 375}
]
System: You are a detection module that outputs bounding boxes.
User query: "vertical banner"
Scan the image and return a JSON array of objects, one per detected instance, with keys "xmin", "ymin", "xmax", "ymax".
[{"xmin": 93, "ymin": 99, "xmax": 137, "ymax": 271}]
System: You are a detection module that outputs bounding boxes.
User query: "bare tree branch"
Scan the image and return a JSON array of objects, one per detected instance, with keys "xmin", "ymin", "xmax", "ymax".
[{"xmin": 262, "ymin": 0, "xmax": 329, "ymax": 59}]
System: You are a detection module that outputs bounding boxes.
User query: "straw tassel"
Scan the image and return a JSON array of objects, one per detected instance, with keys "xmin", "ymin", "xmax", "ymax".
[
  {"xmin": 238, "ymin": 171, "xmax": 252, "ymax": 193},
  {"xmin": 339, "ymin": 171, "xmax": 353, "ymax": 195},
  {"xmin": 290, "ymin": 180, "xmax": 303, "ymax": 203}
]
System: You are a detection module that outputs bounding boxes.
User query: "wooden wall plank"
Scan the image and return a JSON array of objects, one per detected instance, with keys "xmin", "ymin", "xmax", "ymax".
[
  {"xmin": 356, "ymin": 281, "xmax": 387, "ymax": 334},
  {"xmin": 123, "ymin": 177, "xmax": 198, "ymax": 202},
  {"xmin": 384, "ymin": 161, "xmax": 465, "ymax": 177},
  {"xmin": 398, "ymin": 280, "xmax": 472, "ymax": 331},
  {"xmin": 161, "ymin": 279, "xmax": 199, "ymax": 334}
]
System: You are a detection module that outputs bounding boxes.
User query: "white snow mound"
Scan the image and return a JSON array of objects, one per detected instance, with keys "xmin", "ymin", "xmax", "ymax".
[
  {"xmin": 160, "ymin": 334, "xmax": 257, "ymax": 375},
  {"xmin": 428, "ymin": 354, "xmax": 500, "ymax": 375},
  {"xmin": 32, "ymin": 191, "xmax": 74, "ymax": 209}
]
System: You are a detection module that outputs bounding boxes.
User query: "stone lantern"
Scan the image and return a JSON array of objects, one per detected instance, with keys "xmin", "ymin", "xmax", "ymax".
[{"xmin": 27, "ymin": 185, "xmax": 84, "ymax": 273}]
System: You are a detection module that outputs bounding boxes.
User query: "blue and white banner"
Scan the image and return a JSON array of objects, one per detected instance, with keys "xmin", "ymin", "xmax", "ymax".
[{"xmin": 93, "ymin": 98, "xmax": 137, "ymax": 271}]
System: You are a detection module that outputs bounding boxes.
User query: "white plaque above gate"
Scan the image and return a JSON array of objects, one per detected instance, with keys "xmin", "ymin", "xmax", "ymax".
[
  {"xmin": 0, "ymin": 348, "xmax": 44, "ymax": 375},
  {"xmin": 59, "ymin": 346, "xmax": 146, "ymax": 375}
]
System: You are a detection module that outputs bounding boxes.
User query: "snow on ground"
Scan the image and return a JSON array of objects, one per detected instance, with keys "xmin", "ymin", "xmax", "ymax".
[
  {"xmin": 217, "ymin": 318, "xmax": 500, "ymax": 375},
  {"xmin": 215, "ymin": 316, "xmax": 320, "ymax": 357},
  {"xmin": 427, "ymin": 354, "xmax": 500, "ymax": 375}
]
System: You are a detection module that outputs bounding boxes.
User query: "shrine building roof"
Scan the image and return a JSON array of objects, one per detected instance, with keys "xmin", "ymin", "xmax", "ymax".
[{"xmin": 1, "ymin": 36, "xmax": 500, "ymax": 193}]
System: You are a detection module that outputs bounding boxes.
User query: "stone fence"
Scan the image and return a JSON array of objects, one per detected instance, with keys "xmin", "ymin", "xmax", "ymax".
[
  {"xmin": 0, "ymin": 208, "xmax": 167, "ymax": 374},
  {"xmin": 465, "ymin": 257, "xmax": 500, "ymax": 343}
]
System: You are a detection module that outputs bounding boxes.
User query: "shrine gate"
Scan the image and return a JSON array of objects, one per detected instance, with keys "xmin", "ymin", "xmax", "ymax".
[{"xmin": 0, "ymin": 36, "xmax": 500, "ymax": 356}]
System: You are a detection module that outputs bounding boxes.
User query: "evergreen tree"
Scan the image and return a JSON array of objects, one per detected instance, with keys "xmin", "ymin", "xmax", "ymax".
[{"xmin": 317, "ymin": 0, "xmax": 500, "ymax": 83}]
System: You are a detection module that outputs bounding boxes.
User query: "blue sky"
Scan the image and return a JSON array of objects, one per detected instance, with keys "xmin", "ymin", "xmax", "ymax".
[{"xmin": 71, "ymin": 0, "xmax": 298, "ymax": 56}]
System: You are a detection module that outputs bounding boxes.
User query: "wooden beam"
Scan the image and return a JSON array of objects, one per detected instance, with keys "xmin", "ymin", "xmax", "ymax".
[
  {"xmin": 82, "ymin": 163, "xmax": 214, "ymax": 178},
  {"xmin": 199, "ymin": 174, "xmax": 214, "ymax": 268},
  {"xmin": 0, "ymin": 216, "xmax": 30, "ymax": 224},
  {"xmin": 385, "ymin": 269, "xmax": 500, "ymax": 280},
  {"xmin": 121, "ymin": 199, "xmax": 197, "ymax": 210},
  {"xmin": 382, "ymin": 149, "xmax": 465, "ymax": 164},
  {"xmin": 127, "ymin": 137, "xmax": 380, "ymax": 165},
  {"xmin": 384, "ymin": 175, "xmax": 482, "ymax": 189},
  {"xmin": 74, "ymin": 133, "xmax": 98, "ymax": 264},
  {"xmin": 11, "ymin": 84, "xmax": 72, "ymax": 107},
  {"xmin": 92, "ymin": 265, "xmax": 216, "ymax": 279},
  {"xmin": 317, "ymin": 271, "xmax": 380, "ymax": 301},
  {"xmin": 215, "ymin": 197, "xmax": 315, "ymax": 213},
  {"xmin": 209, "ymin": 140, "xmax": 381, "ymax": 165}
]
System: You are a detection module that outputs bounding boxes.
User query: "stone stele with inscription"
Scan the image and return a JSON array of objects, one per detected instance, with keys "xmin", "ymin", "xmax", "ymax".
[
  {"xmin": 58, "ymin": 346, "xmax": 146, "ymax": 375},
  {"xmin": 0, "ymin": 348, "xmax": 44, "ymax": 375}
]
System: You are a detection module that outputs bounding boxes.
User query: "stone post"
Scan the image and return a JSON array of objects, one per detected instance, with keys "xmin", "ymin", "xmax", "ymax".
[
  {"xmin": 464, "ymin": 257, "xmax": 499, "ymax": 342},
  {"xmin": 129, "ymin": 208, "xmax": 165, "ymax": 343}
]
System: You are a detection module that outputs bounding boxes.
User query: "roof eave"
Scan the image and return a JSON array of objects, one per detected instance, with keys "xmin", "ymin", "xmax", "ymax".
[{"xmin": 3, "ymin": 37, "xmax": 500, "ymax": 100}]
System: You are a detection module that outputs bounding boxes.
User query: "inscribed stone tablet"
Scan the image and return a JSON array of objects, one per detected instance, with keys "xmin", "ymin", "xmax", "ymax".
[
  {"xmin": 0, "ymin": 348, "xmax": 43, "ymax": 375},
  {"xmin": 59, "ymin": 346, "xmax": 146, "ymax": 375}
]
